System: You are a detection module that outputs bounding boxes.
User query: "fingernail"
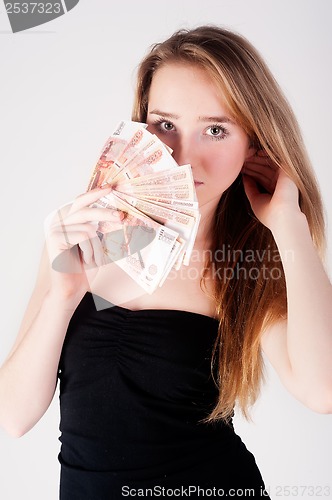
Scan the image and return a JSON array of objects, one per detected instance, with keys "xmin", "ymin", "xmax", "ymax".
[{"xmin": 111, "ymin": 209, "xmax": 123, "ymax": 220}]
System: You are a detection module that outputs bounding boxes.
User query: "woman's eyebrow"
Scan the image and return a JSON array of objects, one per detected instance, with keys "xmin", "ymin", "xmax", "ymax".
[
  {"xmin": 198, "ymin": 115, "xmax": 235, "ymax": 124},
  {"xmin": 148, "ymin": 110, "xmax": 235, "ymax": 125},
  {"xmin": 149, "ymin": 110, "xmax": 180, "ymax": 119}
]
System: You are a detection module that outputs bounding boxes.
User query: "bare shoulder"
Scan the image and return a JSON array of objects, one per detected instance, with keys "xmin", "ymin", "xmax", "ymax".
[{"xmin": 3, "ymin": 243, "xmax": 51, "ymax": 362}]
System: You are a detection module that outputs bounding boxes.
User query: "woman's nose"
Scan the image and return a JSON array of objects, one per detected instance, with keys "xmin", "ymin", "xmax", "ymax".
[{"xmin": 172, "ymin": 137, "xmax": 196, "ymax": 167}]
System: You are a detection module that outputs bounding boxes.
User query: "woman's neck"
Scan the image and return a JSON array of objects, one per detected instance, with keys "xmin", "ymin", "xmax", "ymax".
[{"xmin": 194, "ymin": 199, "xmax": 219, "ymax": 251}]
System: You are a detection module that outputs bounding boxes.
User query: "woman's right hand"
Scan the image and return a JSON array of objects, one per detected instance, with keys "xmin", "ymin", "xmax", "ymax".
[
  {"xmin": 0, "ymin": 186, "xmax": 126, "ymax": 437},
  {"xmin": 44, "ymin": 185, "xmax": 125, "ymax": 303}
]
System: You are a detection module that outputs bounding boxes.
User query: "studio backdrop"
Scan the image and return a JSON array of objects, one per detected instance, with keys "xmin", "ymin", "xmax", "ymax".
[{"xmin": 0, "ymin": 1, "xmax": 331, "ymax": 499}]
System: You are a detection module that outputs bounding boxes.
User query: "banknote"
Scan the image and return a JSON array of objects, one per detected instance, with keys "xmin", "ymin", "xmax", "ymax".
[
  {"xmin": 116, "ymin": 165, "xmax": 197, "ymax": 202},
  {"xmin": 92, "ymin": 192, "xmax": 180, "ymax": 293},
  {"xmin": 103, "ymin": 133, "xmax": 157, "ymax": 184},
  {"xmin": 86, "ymin": 120, "xmax": 201, "ymax": 291},
  {"xmin": 86, "ymin": 121, "xmax": 147, "ymax": 190},
  {"xmin": 159, "ymin": 237, "xmax": 186, "ymax": 285},
  {"xmin": 111, "ymin": 140, "xmax": 179, "ymax": 183},
  {"xmin": 113, "ymin": 191, "xmax": 197, "ymax": 254},
  {"xmin": 140, "ymin": 198, "xmax": 199, "ymax": 210},
  {"xmin": 115, "ymin": 164, "xmax": 194, "ymax": 189}
]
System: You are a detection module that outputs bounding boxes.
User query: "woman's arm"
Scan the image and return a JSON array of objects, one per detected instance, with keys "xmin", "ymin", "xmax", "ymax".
[
  {"xmin": 243, "ymin": 156, "xmax": 332, "ymax": 413},
  {"xmin": 0, "ymin": 247, "xmax": 78, "ymax": 438},
  {"xmin": 261, "ymin": 211, "xmax": 332, "ymax": 413},
  {"xmin": 0, "ymin": 186, "xmax": 123, "ymax": 437}
]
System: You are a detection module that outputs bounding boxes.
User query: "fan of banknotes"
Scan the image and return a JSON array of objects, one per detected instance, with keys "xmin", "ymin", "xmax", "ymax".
[{"xmin": 87, "ymin": 120, "xmax": 200, "ymax": 294}]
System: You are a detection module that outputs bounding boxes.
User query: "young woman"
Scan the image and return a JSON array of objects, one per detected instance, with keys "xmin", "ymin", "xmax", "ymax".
[{"xmin": 1, "ymin": 25, "xmax": 331, "ymax": 499}]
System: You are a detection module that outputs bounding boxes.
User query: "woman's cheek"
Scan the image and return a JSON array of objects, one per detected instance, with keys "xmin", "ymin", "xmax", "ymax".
[{"xmin": 208, "ymin": 147, "xmax": 243, "ymax": 173}]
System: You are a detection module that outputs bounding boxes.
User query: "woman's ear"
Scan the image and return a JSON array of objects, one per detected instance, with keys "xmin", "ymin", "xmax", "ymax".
[
  {"xmin": 245, "ymin": 146, "xmax": 257, "ymax": 159},
  {"xmin": 245, "ymin": 138, "xmax": 259, "ymax": 159}
]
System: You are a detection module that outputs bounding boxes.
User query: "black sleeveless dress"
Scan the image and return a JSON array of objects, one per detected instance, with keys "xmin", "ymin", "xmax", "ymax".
[{"xmin": 57, "ymin": 292, "xmax": 270, "ymax": 499}]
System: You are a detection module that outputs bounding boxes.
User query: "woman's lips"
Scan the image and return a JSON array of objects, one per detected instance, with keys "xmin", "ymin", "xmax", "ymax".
[{"xmin": 194, "ymin": 180, "xmax": 204, "ymax": 187}]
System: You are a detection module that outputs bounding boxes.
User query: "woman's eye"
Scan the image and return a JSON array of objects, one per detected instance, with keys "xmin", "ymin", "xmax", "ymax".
[
  {"xmin": 150, "ymin": 120, "xmax": 175, "ymax": 135},
  {"xmin": 160, "ymin": 121, "xmax": 174, "ymax": 132},
  {"xmin": 205, "ymin": 125, "xmax": 228, "ymax": 139}
]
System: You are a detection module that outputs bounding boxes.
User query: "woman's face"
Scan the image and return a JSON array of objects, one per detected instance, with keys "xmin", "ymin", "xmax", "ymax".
[{"xmin": 146, "ymin": 63, "xmax": 256, "ymax": 214}]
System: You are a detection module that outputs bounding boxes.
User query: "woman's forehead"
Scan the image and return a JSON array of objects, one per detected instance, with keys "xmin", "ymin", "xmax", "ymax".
[{"xmin": 148, "ymin": 63, "xmax": 232, "ymax": 117}]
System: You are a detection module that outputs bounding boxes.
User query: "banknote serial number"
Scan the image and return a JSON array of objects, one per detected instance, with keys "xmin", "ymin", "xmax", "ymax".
[{"xmin": 5, "ymin": 3, "xmax": 61, "ymax": 14}]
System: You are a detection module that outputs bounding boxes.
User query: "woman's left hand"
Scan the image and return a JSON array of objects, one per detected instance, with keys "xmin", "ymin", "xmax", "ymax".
[{"xmin": 242, "ymin": 150, "xmax": 302, "ymax": 230}]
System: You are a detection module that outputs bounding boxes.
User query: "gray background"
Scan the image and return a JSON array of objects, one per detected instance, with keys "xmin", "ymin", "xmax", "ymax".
[{"xmin": 0, "ymin": 1, "xmax": 331, "ymax": 499}]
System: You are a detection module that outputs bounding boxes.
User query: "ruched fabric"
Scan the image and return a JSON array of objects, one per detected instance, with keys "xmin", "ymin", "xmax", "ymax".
[{"xmin": 57, "ymin": 292, "xmax": 270, "ymax": 499}]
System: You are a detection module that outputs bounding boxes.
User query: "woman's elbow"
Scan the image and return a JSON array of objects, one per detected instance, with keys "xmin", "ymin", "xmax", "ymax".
[
  {"xmin": 0, "ymin": 416, "xmax": 35, "ymax": 439},
  {"xmin": 1, "ymin": 423, "xmax": 28, "ymax": 438},
  {"xmin": 303, "ymin": 387, "xmax": 332, "ymax": 414}
]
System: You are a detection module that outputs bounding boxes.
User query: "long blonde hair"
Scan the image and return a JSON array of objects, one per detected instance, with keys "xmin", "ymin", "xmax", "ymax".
[{"xmin": 132, "ymin": 25, "xmax": 326, "ymax": 421}]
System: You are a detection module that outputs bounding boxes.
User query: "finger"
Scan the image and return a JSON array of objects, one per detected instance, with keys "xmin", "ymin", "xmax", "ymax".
[
  {"xmin": 242, "ymin": 165, "xmax": 273, "ymax": 184},
  {"xmin": 46, "ymin": 223, "xmax": 98, "ymax": 245},
  {"xmin": 242, "ymin": 174, "xmax": 265, "ymax": 202},
  {"xmin": 96, "ymin": 213, "xmax": 126, "ymax": 233},
  {"xmin": 273, "ymin": 169, "xmax": 300, "ymax": 201},
  {"xmin": 50, "ymin": 245, "xmax": 83, "ymax": 275},
  {"xmin": 243, "ymin": 159, "xmax": 276, "ymax": 175},
  {"xmin": 90, "ymin": 233, "xmax": 108, "ymax": 267},
  {"xmin": 257, "ymin": 149, "xmax": 269, "ymax": 157},
  {"xmin": 54, "ymin": 207, "xmax": 125, "ymax": 227},
  {"xmin": 49, "ymin": 230, "xmax": 95, "ymax": 258},
  {"xmin": 51, "ymin": 228, "xmax": 105, "ymax": 268},
  {"xmin": 242, "ymin": 170, "xmax": 277, "ymax": 193},
  {"xmin": 245, "ymin": 150, "xmax": 276, "ymax": 168},
  {"xmin": 52, "ymin": 187, "xmax": 114, "ymax": 223},
  {"xmin": 243, "ymin": 160, "xmax": 278, "ymax": 178},
  {"xmin": 68, "ymin": 186, "xmax": 114, "ymax": 214},
  {"xmin": 78, "ymin": 238, "xmax": 94, "ymax": 265},
  {"xmin": 249, "ymin": 149, "xmax": 271, "ymax": 160}
]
